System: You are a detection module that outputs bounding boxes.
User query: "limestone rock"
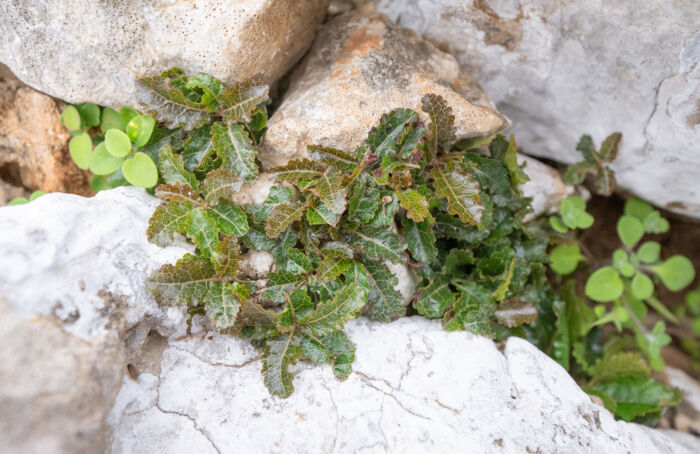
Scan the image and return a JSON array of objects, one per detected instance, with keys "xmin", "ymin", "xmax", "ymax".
[
  {"xmin": 0, "ymin": 0, "xmax": 329, "ymax": 108},
  {"xmin": 260, "ymin": 11, "xmax": 509, "ymax": 169},
  {"xmin": 0, "ymin": 71, "xmax": 90, "ymax": 194},
  {"xmin": 519, "ymin": 154, "xmax": 575, "ymax": 221},
  {"xmin": 373, "ymin": 0, "xmax": 700, "ymax": 219},
  {"xmin": 109, "ymin": 317, "xmax": 699, "ymax": 453}
]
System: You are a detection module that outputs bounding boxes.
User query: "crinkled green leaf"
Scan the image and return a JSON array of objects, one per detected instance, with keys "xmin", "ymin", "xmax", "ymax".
[
  {"xmin": 138, "ymin": 68, "xmax": 209, "ymax": 129},
  {"xmin": 210, "ymin": 237, "xmax": 241, "ymax": 278},
  {"xmin": 262, "ymin": 270, "xmax": 304, "ymax": 303},
  {"xmin": 590, "ymin": 352, "xmax": 650, "ymax": 383},
  {"xmin": 347, "ymin": 174, "xmax": 381, "ymax": 223},
  {"xmin": 365, "ymin": 108, "xmax": 420, "ymax": 159},
  {"xmin": 316, "ymin": 256, "xmax": 351, "ymax": 284},
  {"xmin": 589, "ymin": 375, "xmax": 680, "ymax": 422},
  {"xmin": 346, "ymin": 225, "xmax": 407, "ymax": 264},
  {"xmin": 155, "ymin": 183, "xmax": 203, "ymax": 205},
  {"xmin": 431, "ymin": 162, "xmax": 483, "ymax": 226},
  {"xmin": 362, "ymin": 259, "xmax": 406, "ymax": 321},
  {"xmin": 186, "ymin": 207, "xmax": 219, "ymax": 256},
  {"xmin": 414, "ymin": 274, "xmax": 454, "ymax": 318},
  {"xmin": 181, "ymin": 123, "xmax": 214, "ymax": 170},
  {"xmin": 207, "ymin": 199, "xmax": 248, "ymax": 237},
  {"xmin": 204, "ymin": 282, "xmax": 242, "ymax": 329},
  {"xmin": 158, "ymin": 145, "xmax": 199, "ymax": 189},
  {"xmin": 148, "ymin": 254, "xmax": 217, "ymax": 306},
  {"xmin": 404, "ymin": 218, "xmax": 438, "ymax": 264},
  {"xmin": 308, "ymin": 145, "xmax": 358, "ymax": 173},
  {"xmin": 302, "ymin": 330, "xmax": 356, "ymax": 380},
  {"xmin": 421, "ymin": 94, "xmax": 455, "ymax": 156},
  {"xmin": 490, "ymin": 135, "xmax": 528, "ymax": 186},
  {"xmin": 306, "ymin": 202, "xmax": 340, "ymax": 226},
  {"xmin": 211, "ymin": 122, "xmax": 258, "ymax": 182},
  {"xmin": 266, "ymin": 201, "xmax": 307, "ymax": 238},
  {"xmin": 300, "ymin": 283, "xmax": 367, "ymax": 336},
  {"xmin": 269, "ymin": 159, "xmax": 325, "ymax": 186},
  {"xmin": 262, "ymin": 332, "xmax": 301, "ymax": 398},
  {"xmin": 147, "ymin": 201, "xmax": 191, "ymax": 246},
  {"xmin": 321, "ymin": 242, "xmax": 354, "ymax": 260},
  {"xmin": 287, "ymin": 248, "xmax": 313, "ymax": 274},
  {"xmin": 397, "ymin": 189, "xmax": 429, "ymax": 222},
  {"xmin": 217, "ymin": 81, "xmax": 269, "ymax": 124},
  {"xmin": 314, "ymin": 168, "xmax": 347, "ymax": 215},
  {"xmin": 599, "ymin": 132, "xmax": 621, "ymax": 162},
  {"xmin": 443, "ymin": 282, "xmax": 495, "ymax": 336},
  {"xmin": 201, "ymin": 169, "xmax": 243, "ymax": 204}
]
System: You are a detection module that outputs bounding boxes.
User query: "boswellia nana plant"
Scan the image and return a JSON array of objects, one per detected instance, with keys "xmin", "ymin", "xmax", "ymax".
[{"xmin": 62, "ymin": 68, "xmax": 686, "ymax": 422}]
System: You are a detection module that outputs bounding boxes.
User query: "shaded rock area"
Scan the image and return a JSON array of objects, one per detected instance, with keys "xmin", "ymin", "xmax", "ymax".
[
  {"xmin": 372, "ymin": 0, "xmax": 700, "ymax": 219},
  {"xmin": 0, "ymin": 0, "xmax": 329, "ymax": 108},
  {"xmin": 0, "ymin": 188, "xmax": 697, "ymax": 453},
  {"xmin": 0, "ymin": 67, "xmax": 90, "ymax": 195},
  {"xmin": 261, "ymin": 10, "xmax": 509, "ymax": 168}
]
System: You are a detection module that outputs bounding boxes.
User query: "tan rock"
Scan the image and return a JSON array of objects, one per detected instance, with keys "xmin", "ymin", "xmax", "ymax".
[
  {"xmin": 261, "ymin": 11, "xmax": 509, "ymax": 168},
  {"xmin": 0, "ymin": 72, "xmax": 90, "ymax": 194}
]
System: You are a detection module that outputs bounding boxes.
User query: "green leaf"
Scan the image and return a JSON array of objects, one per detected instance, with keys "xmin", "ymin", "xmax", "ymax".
[
  {"xmin": 155, "ymin": 183, "xmax": 203, "ymax": 205},
  {"xmin": 550, "ymin": 243, "xmax": 582, "ymax": 275},
  {"xmin": 203, "ymin": 282, "xmax": 242, "ymax": 329},
  {"xmin": 100, "ymin": 107, "xmax": 125, "ymax": 133},
  {"xmin": 211, "ymin": 237, "xmax": 241, "ymax": 278},
  {"xmin": 563, "ymin": 161, "xmax": 594, "ymax": 186},
  {"xmin": 262, "ymin": 270, "xmax": 304, "ymax": 303},
  {"xmin": 286, "ymin": 248, "xmax": 313, "ymax": 274},
  {"xmin": 147, "ymin": 201, "xmax": 191, "ymax": 246},
  {"xmin": 246, "ymin": 185, "xmax": 293, "ymax": 222},
  {"xmin": 643, "ymin": 210, "xmax": 669, "ymax": 234},
  {"xmin": 29, "ymin": 191, "xmax": 45, "ymax": 201},
  {"xmin": 185, "ymin": 73, "xmax": 224, "ymax": 110},
  {"xmin": 122, "ymin": 152, "xmax": 159, "ymax": 188},
  {"xmin": 404, "ymin": 218, "xmax": 438, "ymax": 264},
  {"xmin": 120, "ymin": 107, "xmax": 140, "ymax": 126},
  {"xmin": 617, "ymin": 215, "xmax": 644, "ymax": 248},
  {"xmin": 69, "ymin": 132, "xmax": 92, "ymax": 169},
  {"xmin": 138, "ymin": 68, "xmax": 209, "ymax": 129},
  {"xmin": 300, "ymin": 283, "xmax": 367, "ymax": 336},
  {"xmin": 105, "ymin": 129, "xmax": 132, "ymax": 158},
  {"xmin": 590, "ymin": 352, "xmax": 650, "ymax": 383},
  {"xmin": 262, "ymin": 332, "xmax": 301, "ymax": 398},
  {"xmin": 158, "ymin": 145, "xmax": 199, "ymax": 189},
  {"xmin": 365, "ymin": 108, "xmax": 420, "ymax": 158},
  {"xmin": 443, "ymin": 282, "xmax": 495, "ymax": 336},
  {"xmin": 624, "ymin": 198, "xmax": 654, "ymax": 221},
  {"xmin": 431, "ymin": 163, "xmax": 483, "ymax": 226},
  {"xmin": 308, "ymin": 145, "xmax": 358, "ymax": 173},
  {"xmin": 315, "ymin": 168, "xmax": 347, "ymax": 215},
  {"xmin": 492, "ymin": 135, "xmax": 528, "ymax": 186},
  {"xmin": 61, "ymin": 105, "xmax": 81, "ymax": 131},
  {"xmin": 266, "ymin": 201, "xmax": 307, "ymax": 238},
  {"xmin": 207, "ymin": 199, "xmax": 249, "ymax": 237},
  {"xmin": 89, "ymin": 142, "xmax": 125, "ymax": 175},
  {"xmin": 347, "ymin": 174, "xmax": 381, "ymax": 223},
  {"xmin": 321, "ymin": 242, "xmax": 354, "ymax": 260},
  {"xmin": 631, "ymin": 272, "xmax": 654, "ymax": 300},
  {"xmin": 182, "ymin": 123, "xmax": 214, "ymax": 170},
  {"xmin": 599, "ymin": 132, "xmax": 621, "ymax": 162},
  {"xmin": 278, "ymin": 287, "xmax": 314, "ymax": 327},
  {"xmin": 301, "ymin": 331, "xmax": 356, "ymax": 380},
  {"xmin": 362, "ymin": 260, "xmax": 406, "ymax": 321},
  {"xmin": 585, "ymin": 267, "xmax": 623, "ymax": 302},
  {"xmin": 77, "ymin": 103, "xmax": 100, "ymax": 128},
  {"xmin": 201, "ymin": 169, "xmax": 243, "ymax": 204},
  {"xmin": 421, "ymin": 94, "xmax": 455, "ymax": 156},
  {"xmin": 346, "ymin": 225, "xmax": 407, "ymax": 264},
  {"xmin": 306, "ymin": 202, "xmax": 340, "ymax": 226},
  {"xmin": 552, "ymin": 298, "xmax": 570, "ymax": 370},
  {"xmin": 637, "ymin": 241, "xmax": 661, "ymax": 264},
  {"xmin": 589, "ymin": 375, "xmax": 680, "ymax": 422},
  {"xmin": 414, "ymin": 274, "xmax": 454, "ymax": 318},
  {"xmin": 549, "ymin": 216, "xmax": 568, "ymax": 233},
  {"xmin": 649, "ymin": 256, "xmax": 695, "ymax": 291},
  {"xmin": 126, "ymin": 115, "xmax": 156, "ymax": 148},
  {"xmin": 148, "ymin": 254, "xmax": 217, "ymax": 306},
  {"xmin": 8, "ymin": 197, "xmax": 28, "ymax": 206},
  {"xmin": 269, "ymin": 159, "xmax": 325, "ymax": 186},
  {"xmin": 210, "ymin": 122, "xmax": 258, "ymax": 182},
  {"xmin": 316, "ymin": 256, "xmax": 351, "ymax": 284},
  {"xmin": 186, "ymin": 207, "xmax": 219, "ymax": 257},
  {"xmin": 397, "ymin": 189, "xmax": 429, "ymax": 222},
  {"xmin": 217, "ymin": 81, "xmax": 269, "ymax": 124},
  {"xmin": 560, "ymin": 196, "xmax": 594, "ymax": 230}
]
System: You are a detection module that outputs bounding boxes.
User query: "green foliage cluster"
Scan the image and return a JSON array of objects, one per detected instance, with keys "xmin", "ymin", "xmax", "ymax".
[
  {"xmin": 562, "ymin": 133, "xmax": 620, "ymax": 195},
  {"xmin": 141, "ymin": 68, "xmax": 554, "ymax": 397},
  {"xmin": 8, "ymin": 190, "xmax": 45, "ymax": 206},
  {"xmin": 547, "ymin": 194, "xmax": 694, "ymax": 423}
]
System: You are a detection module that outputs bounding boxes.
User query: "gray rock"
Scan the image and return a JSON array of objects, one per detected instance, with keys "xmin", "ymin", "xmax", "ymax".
[
  {"xmin": 373, "ymin": 0, "xmax": 700, "ymax": 219},
  {"xmin": 260, "ymin": 10, "xmax": 509, "ymax": 169},
  {"xmin": 0, "ymin": 0, "xmax": 329, "ymax": 108}
]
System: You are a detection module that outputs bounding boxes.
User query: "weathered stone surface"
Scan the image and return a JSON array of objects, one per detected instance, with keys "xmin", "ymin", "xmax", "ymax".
[
  {"xmin": 372, "ymin": 0, "xmax": 700, "ymax": 219},
  {"xmin": 0, "ymin": 70, "xmax": 90, "ymax": 194},
  {"xmin": 109, "ymin": 317, "xmax": 698, "ymax": 453},
  {"xmin": 0, "ymin": 186, "xmax": 696, "ymax": 453},
  {"xmin": 260, "ymin": 10, "xmax": 509, "ymax": 169},
  {"xmin": 0, "ymin": 178, "xmax": 28, "ymax": 205},
  {"xmin": 0, "ymin": 0, "xmax": 329, "ymax": 108},
  {"xmin": 518, "ymin": 154, "xmax": 575, "ymax": 221}
]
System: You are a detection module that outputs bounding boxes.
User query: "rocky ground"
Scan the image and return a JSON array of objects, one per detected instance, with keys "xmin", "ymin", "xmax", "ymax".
[{"xmin": 0, "ymin": 0, "xmax": 698, "ymax": 453}]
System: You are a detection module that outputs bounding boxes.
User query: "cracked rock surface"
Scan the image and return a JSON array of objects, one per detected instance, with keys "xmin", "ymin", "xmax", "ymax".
[
  {"xmin": 0, "ymin": 188, "xmax": 695, "ymax": 453},
  {"xmin": 373, "ymin": 0, "xmax": 700, "ymax": 219},
  {"xmin": 0, "ymin": 0, "xmax": 329, "ymax": 108}
]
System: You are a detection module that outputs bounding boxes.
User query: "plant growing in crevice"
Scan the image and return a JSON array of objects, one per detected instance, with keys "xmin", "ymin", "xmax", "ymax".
[
  {"xmin": 546, "ymin": 194, "xmax": 693, "ymax": 423},
  {"xmin": 562, "ymin": 132, "xmax": 620, "ymax": 195}
]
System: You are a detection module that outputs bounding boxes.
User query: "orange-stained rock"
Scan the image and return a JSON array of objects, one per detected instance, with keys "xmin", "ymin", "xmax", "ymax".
[
  {"xmin": 0, "ymin": 73, "xmax": 90, "ymax": 195},
  {"xmin": 261, "ymin": 11, "xmax": 510, "ymax": 168}
]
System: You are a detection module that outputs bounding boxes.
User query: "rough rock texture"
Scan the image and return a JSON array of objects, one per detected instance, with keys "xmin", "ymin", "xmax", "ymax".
[
  {"xmin": 0, "ymin": 187, "xmax": 696, "ymax": 453},
  {"xmin": 0, "ymin": 188, "xmax": 190, "ymax": 453},
  {"xmin": 109, "ymin": 317, "xmax": 699, "ymax": 453},
  {"xmin": 0, "ymin": 0, "xmax": 329, "ymax": 108},
  {"xmin": 371, "ymin": 0, "xmax": 700, "ymax": 219},
  {"xmin": 0, "ymin": 71, "xmax": 90, "ymax": 194},
  {"xmin": 518, "ymin": 154, "xmax": 574, "ymax": 221},
  {"xmin": 0, "ymin": 178, "xmax": 28, "ymax": 205},
  {"xmin": 260, "ymin": 10, "xmax": 509, "ymax": 168}
]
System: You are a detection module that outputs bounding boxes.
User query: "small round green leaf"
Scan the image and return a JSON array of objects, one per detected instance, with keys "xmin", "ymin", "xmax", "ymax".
[
  {"xmin": 120, "ymin": 107, "xmax": 140, "ymax": 125},
  {"xmin": 550, "ymin": 243, "xmax": 582, "ymax": 275},
  {"xmin": 624, "ymin": 198, "xmax": 653, "ymax": 221},
  {"xmin": 637, "ymin": 241, "xmax": 661, "ymax": 264},
  {"xmin": 29, "ymin": 190, "xmax": 46, "ymax": 201},
  {"xmin": 612, "ymin": 249, "xmax": 629, "ymax": 271},
  {"xmin": 617, "ymin": 215, "xmax": 644, "ymax": 248},
  {"xmin": 105, "ymin": 129, "xmax": 132, "ymax": 158},
  {"xmin": 89, "ymin": 175, "xmax": 110, "ymax": 193},
  {"xmin": 620, "ymin": 263, "xmax": 635, "ymax": 278},
  {"xmin": 549, "ymin": 216, "xmax": 568, "ymax": 233},
  {"xmin": 560, "ymin": 195, "xmax": 594, "ymax": 230},
  {"xmin": 61, "ymin": 105, "xmax": 81, "ymax": 131},
  {"xmin": 90, "ymin": 142, "xmax": 125, "ymax": 175},
  {"xmin": 631, "ymin": 272, "xmax": 654, "ymax": 300},
  {"xmin": 77, "ymin": 103, "xmax": 100, "ymax": 127},
  {"xmin": 101, "ymin": 107, "xmax": 125, "ymax": 133},
  {"xmin": 122, "ymin": 152, "xmax": 158, "ymax": 188},
  {"xmin": 585, "ymin": 266, "xmax": 624, "ymax": 302},
  {"xmin": 69, "ymin": 132, "xmax": 93, "ymax": 169},
  {"xmin": 643, "ymin": 211, "xmax": 670, "ymax": 234},
  {"xmin": 650, "ymin": 256, "xmax": 696, "ymax": 291},
  {"xmin": 126, "ymin": 115, "xmax": 155, "ymax": 148},
  {"xmin": 8, "ymin": 197, "xmax": 28, "ymax": 206}
]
